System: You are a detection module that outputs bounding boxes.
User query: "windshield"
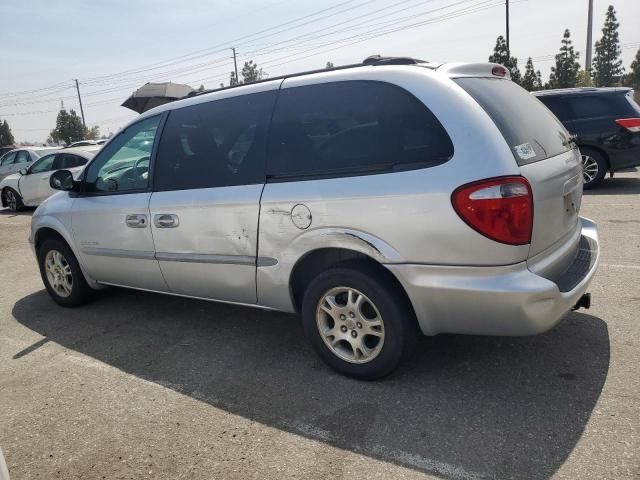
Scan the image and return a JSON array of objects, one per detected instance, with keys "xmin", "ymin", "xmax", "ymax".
[{"xmin": 455, "ymin": 78, "xmax": 572, "ymax": 165}]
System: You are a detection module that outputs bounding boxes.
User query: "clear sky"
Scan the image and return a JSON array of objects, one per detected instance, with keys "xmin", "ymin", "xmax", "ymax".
[{"xmin": 1, "ymin": 0, "xmax": 639, "ymax": 143}]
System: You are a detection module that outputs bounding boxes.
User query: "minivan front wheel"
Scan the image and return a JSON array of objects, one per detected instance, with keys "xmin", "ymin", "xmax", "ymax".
[
  {"xmin": 301, "ymin": 266, "xmax": 416, "ymax": 380},
  {"xmin": 38, "ymin": 238, "xmax": 93, "ymax": 307},
  {"xmin": 581, "ymin": 149, "xmax": 607, "ymax": 189}
]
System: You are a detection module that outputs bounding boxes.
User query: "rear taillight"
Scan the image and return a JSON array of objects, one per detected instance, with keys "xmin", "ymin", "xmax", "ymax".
[
  {"xmin": 452, "ymin": 176, "xmax": 533, "ymax": 245},
  {"xmin": 615, "ymin": 118, "xmax": 640, "ymax": 132},
  {"xmin": 492, "ymin": 66, "xmax": 507, "ymax": 77}
]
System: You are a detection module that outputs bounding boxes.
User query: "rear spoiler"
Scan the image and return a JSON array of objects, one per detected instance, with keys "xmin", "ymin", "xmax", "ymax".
[{"xmin": 436, "ymin": 62, "xmax": 512, "ymax": 80}]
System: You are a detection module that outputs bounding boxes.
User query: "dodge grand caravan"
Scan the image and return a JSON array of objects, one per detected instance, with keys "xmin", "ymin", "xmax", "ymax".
[{"xmin": 31, "ymin": 57, "xmax": 599, "ymax": 379}]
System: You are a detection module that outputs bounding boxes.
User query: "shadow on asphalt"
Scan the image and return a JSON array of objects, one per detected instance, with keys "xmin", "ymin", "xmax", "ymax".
[
  {"xmin": 584, "ymin": 176, "xmax": 640, "ymax": 195},
  {"xmin": 13, "ymin": 288, "xmax": 610, "ymax": 480},
  {"xmin": 0, "ymin": 207, "xmax": 34, "ymax": 217}
]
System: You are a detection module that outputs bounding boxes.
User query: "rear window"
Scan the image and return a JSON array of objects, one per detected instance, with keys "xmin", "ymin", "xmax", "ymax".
[
  {"xmin": 268, "ymin": 81, "xmax": 453, "ymax": 179},
  {"xmin": 456, "ymin": 78, "xmax": 572, "ymax": 165}
]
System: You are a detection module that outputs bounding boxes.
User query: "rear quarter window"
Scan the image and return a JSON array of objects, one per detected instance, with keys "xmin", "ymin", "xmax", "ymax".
[
  {"xmin": 267, "ymin": 80, "xmax": 453, "ymax": 179},
  {"xmin": 456, "ymin": 78, "xmax": 572, "ymax": 166},
  {"xmin": 567, "ymin": 93, "xmax": 637, "ymax": 119}
]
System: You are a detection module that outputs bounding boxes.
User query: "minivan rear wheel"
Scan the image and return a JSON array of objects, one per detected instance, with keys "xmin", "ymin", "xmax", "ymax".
[
  {"xmin": 37, "ymin": 238, "xmax": 93, "ymax": 307},
  {"xmin": 581, "ymin": 148, "xmax": 607, "ymax": 189},
  {"xmin": 301, "ymin": 266, "xmax": 416, "ymax": 380}
]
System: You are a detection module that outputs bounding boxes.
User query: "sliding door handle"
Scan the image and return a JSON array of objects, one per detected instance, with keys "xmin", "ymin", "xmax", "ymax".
[
  {"xmin": 154, "ymin": 214, "xmax": 179, "ymax": 228},
  {"xmin": 125, "ymin": 214, "xmax": 148, "ymax": 228}
]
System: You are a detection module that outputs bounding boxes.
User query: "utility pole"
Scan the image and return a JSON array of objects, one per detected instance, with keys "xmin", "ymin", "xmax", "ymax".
[
  {"xmin": 232, "ymin": 47, "xmax": 239, "ymax": 84},
  {"xmin": 505, "ymin": 0, "xmax": 510, "ymax": 52},
  {"xmin": 586, "ymin": 0, "xmax": 594, "ymax": 71},
  {"xmin": 74, "ymin": 79, "xmax": 86, "ymax": 128}
]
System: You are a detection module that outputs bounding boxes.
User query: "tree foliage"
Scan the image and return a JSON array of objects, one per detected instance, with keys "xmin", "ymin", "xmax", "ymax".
[
  {"xmin": 576, "ymin": 69, "xmax": 594, "ymax": 87},
  {"xmin": 489, "ymin": 35, "xmax": 521, "ymax": 84},
  {"xmin": 241, "ymin": 60, "xmax": 265, "ymax": 83},
  {"xmin": 85, "ymin": 126, "xmax": 100, "ymax": 140},
  {"xmin": 326, "ymin": 61, "xmax": 335, "ymax": 69},
  {"xmin": 591, "ymin": 5, "xmax": 624, "ymax": 86},
  {"xmin": 229, "ymin": 71, "xmax": 239, "ymax": 86},
  {"xmin": 548, "ymin": 29, "xmax": 581, "ymax": 88},
  {"xmin": 0, "ymin": 120, "xmax": 15, "ymax": 146},
  {"xmin": 521, "ymin": 57, "xmax": 543, "ymax": 91},
  {"xmin": 622, "ymin": 48, "xmax": 640, "ymax": 90},
  {"xmin": 49, "ymin": 108, "xmax": 86, "ymax": 144}
]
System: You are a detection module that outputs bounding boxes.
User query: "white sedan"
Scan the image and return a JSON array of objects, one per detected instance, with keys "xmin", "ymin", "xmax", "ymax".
[{"xmin": 0, "ymin": 146, "xmax": 100, "ymax": 212}]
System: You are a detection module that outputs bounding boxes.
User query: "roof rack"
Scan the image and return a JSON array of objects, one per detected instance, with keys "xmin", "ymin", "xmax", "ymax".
[{"xmin": 187, "ymin": 55, "xmax": 428, "ymax": 98}]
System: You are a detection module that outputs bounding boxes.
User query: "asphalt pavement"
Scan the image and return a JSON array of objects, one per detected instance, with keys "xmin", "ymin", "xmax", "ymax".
[{"xmin": 0, "ymin": 171, "xmax": 638, "ymax": 480}]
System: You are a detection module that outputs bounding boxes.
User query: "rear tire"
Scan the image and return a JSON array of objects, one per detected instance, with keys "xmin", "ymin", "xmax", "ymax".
[
  {"xmin": 4, "ymin": 188, "xmax": 23, "ymax": 212},
  {"xmin": 301, "ymin": 265, "xmax": 416, "ymax": 380},
  {"xmin": 37, "ymin": 238, "xmax": 93, "ymax": 307},
  {"xmin": 581, "ymin": 148, "xmax": 607, "ymax": 189}
]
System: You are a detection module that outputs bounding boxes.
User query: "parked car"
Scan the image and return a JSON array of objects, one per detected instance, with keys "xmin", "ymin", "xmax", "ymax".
[
  {"xmin": 65, "ymin": 140, "xmax": 100, "ymax": 148},
  {"xmin": 0, "ymin": 147, "xmax": 99, "ymax": 212},
  {"xmin": 0, "ymin": 147, "xmax": 61, "ymax": 182},
  {"xmin": 534, "ymin": 87, "xmax": 640, "ymax": 188},
  {"xmin": 31, "ymin": 58, "xmax": 599, "ymax": 379}
]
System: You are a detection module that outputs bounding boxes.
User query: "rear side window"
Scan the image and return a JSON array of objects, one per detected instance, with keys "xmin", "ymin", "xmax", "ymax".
[
  {"xmin": 567, "ymin": 94, "xmax": 634, "ymax": 119},
  {"xmin": 154, "ymin": 90, "xmax": 277, "ymax": 191},
  {"xmin": 267, "ymin": 81, "xmax": 453, "ymax": 179},
  {"xmin": 456, "ymin": 78, "xmax": 571, "ymax": 165},
  {"xmin": 15, "ymin": 151, "xmax": 31, "ymax": 164}
]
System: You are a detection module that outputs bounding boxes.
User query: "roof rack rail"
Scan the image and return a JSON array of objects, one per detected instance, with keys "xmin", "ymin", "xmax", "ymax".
[
  {"xmin": 186, "ymin": 55, "xmax": 427, "ymax": 99},
  {"xmin": 362, "ymin": 55, "xmax": 427, "ymax": 65}
]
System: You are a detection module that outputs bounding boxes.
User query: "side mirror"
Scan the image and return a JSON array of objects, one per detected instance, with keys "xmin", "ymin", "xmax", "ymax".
[
  {"xmin": 50, "ymin": 170, "xmax": 75, "ymax": 191},
  {"xmin": 19, "ymin": 168, "xmax": 28, "ymax": 175}
]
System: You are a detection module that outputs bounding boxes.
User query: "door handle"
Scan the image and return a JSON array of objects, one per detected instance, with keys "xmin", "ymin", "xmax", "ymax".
[
  {"xmin": 125, "ymin": 214, "xmax": 148, "ymax": 228},
  {"xmin": 154, "ymin": 214, "xmax": 179, "ymax": 228}
]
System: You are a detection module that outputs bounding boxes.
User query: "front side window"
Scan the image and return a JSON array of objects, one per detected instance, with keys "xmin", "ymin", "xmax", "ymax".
[
  {"xmin": 29, "ymin": 154, "xmax": 57, "ymax": 173},
  {"xmin": 154, "ymin": 90, "xmax": 277, "ymax": 191},
  {"xmin": 267, "ymin": 81, "xmax": 453, "ymax": 178},
  {"xmin": 84, "ymin": 115, "xmax": 161, "ymax": 193}
]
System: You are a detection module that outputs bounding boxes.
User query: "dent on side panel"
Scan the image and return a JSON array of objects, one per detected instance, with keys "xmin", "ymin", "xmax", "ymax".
[{"xmin": 256, "ymin": 223, "xmax": 403, "ymax": 312}]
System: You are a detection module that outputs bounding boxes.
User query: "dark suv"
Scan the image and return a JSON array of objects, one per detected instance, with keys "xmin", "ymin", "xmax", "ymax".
[{"xmin": 534, "ymin": 87, "xmax": 640, "ymax": 188}]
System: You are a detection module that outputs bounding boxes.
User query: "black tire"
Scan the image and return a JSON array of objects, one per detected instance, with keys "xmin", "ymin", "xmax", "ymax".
[
  {"xmin": 301, "ymin": 265, "xmax": 417, "ymax": 380},
  {"xmin": 37, "ymin": 238, "xmax": 93, "ymax": 307},
  {"xmin": 581, "ymin": 148, "xmax": 607, "ymax": 190},
  {"xmin": 3, "ymin": 188, "xmax": 23, "ymax": 212}
]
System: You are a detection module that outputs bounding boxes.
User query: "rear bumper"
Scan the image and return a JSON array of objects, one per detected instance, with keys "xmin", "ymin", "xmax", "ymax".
[{"xmin": 386, "ymin": 217, "xmax": 599, "ymax": 336}]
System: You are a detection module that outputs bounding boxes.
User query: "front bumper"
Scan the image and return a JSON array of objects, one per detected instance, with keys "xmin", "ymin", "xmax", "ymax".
[{"xmin": 386, "ymin": 217, "xmax": 600, "ymax": 336}]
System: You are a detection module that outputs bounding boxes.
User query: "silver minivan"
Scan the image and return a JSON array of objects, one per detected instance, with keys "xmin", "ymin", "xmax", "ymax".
[{"xmin": 31, "ymin": 58, "xmax": 599, "ymax": 379}]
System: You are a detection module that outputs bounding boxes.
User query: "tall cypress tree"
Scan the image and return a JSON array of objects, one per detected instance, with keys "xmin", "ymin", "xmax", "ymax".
[
  {"xmin": 0, "ymin": 120, "xmax": 15, "ymax": 146},
  {"xmin": 591, "ymin": 5, "xmax": 624, "ymax": 86},
  {"xmin": 521, "ymin": 57, "xmax": 543, "ymax": 91},
  {"xmin": 622, "ymin": 48, "xmax": 640, "ymax": 90},
  {"xmin": 489, "ymin": 35, "xmax": 522, "ymax": 84},
  {"xmin": 549, "ymin": 29, "xmax": 581, "ymax": 88}
]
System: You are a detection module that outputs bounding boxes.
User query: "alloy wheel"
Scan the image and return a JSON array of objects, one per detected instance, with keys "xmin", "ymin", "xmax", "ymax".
[
  {"xmin": 582, "ymin": 154, "xmax": 599, "ymax": 185},
  {"xmin": 45, "ymin": 250, "xmax": 73, "ymax": 298},
  {"xmin": 6, "ymin": 191, "xmax": 17, "ymax": 211},
  {"xmin": 316, "ymin": 286, "xmax": 385, "ymax": 364}
]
